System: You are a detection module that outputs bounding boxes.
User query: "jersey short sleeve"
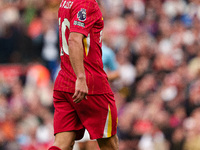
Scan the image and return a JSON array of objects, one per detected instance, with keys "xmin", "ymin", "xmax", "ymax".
[{"xmin": 70, "ymin": 0, "xmax": 101, "ymax": 37}]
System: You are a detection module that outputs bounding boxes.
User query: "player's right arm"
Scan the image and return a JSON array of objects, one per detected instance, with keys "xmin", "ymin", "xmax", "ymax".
[{"xmin": 68, "ymin": 32, "xmax": 88, "ymax": 103}]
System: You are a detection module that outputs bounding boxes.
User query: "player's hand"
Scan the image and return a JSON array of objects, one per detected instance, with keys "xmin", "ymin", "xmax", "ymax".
[{"xmin": 73, "ymin": 77, "xmax": 88, "ymax": 103}]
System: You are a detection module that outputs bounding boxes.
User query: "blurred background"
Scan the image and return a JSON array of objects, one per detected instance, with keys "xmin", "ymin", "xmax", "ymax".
[{"xmin": 1, "ymin": 0, "xmax": 200, "ymax": 150}]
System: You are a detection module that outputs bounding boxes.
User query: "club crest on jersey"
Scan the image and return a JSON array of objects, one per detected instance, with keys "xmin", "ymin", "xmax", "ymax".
[{"xmin": 77, "ymin": 8, "xmax": 86, "ymax": 21}]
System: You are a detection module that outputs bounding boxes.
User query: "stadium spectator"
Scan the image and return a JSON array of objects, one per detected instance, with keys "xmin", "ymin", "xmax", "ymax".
[{"xmin": 1, "ymin": 0, "xmax": 200, "ymax": 149}]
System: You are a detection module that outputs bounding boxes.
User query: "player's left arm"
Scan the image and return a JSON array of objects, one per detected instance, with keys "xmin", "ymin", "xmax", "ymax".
[
  {"xmin": 68, "ymin": 32, "xmax": 88, "ymax": 103},
  {"xmin": 108, "ymin": 64, "xmax": 119, "ymax": 81},
  {"xmin": 105, "ymin": 48, "xmax": 120, "ymax": 81}
]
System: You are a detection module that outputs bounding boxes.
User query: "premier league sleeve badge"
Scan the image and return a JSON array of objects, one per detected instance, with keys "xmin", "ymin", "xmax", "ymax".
[{"xmin": 77, "ymin": 8, "xmax": 87, "ymax": 21}]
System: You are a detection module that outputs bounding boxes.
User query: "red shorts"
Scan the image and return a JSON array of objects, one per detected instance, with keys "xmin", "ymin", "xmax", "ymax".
[{"xmin": 53, "ymin": 90, "xmax": 118, "ymax": 140}]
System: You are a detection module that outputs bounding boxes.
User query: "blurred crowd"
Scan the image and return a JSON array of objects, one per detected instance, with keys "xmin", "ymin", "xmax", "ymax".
[{"xmin": 1, "ymin": 0, "xmax": 200, "ymax": 150}]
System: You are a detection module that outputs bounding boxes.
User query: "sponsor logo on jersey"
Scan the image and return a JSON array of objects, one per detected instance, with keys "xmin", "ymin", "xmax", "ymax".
[
  {"xmin": 74, "ymin": 21, "xmax": 85, "ymax": 27},
  {"xmin": 77, "ymin": 8, "xmax": 86, "ymax": 21}
]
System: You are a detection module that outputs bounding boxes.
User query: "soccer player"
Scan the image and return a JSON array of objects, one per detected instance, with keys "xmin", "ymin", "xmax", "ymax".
[
  {"xmin": 48, "ymin": 0, "xmax": 119, "ymax": 150},
  {"xmin": 76, "ymin": 43, "xmax": 119, "ymax": 149}
]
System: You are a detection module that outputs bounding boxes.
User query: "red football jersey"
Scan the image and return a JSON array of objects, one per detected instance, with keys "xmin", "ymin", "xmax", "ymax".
[{"xmin": 54, "ymin": 0, "xmax": 113, "ymax": 95}]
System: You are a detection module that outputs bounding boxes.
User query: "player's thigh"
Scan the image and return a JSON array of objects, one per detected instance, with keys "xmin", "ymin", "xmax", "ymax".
[
  {"xmin": 53, "ymin": 91, "xmax": 85, "ymax": 140},
  {"xmin": 86, "ymin": 141, "xmax": 98, "ymax": 150},
  {"xmin": 54, "ymin": 131, "xmax": 76, "ymax": 150},
  {"xmin": 73, "ymin": 93, "xmax": 118, "ymax": 140},
  {"xmin": 97, "ymin": 134, "xmax": 119, "ymax": 150}
]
